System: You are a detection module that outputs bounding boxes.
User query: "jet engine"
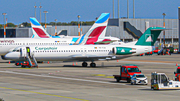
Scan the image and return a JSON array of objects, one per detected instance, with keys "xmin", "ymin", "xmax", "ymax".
[{"xmin": 112, "ymin": 47, "xmax": 136, "ymax": 55}]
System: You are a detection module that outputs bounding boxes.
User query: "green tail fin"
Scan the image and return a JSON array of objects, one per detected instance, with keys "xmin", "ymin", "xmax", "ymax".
[{"xmin": 135, "ymin": 27, "xmax": 165, "ymax": 46}]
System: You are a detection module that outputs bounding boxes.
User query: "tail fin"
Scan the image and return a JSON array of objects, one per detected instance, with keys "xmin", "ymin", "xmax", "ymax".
[
  {"xmin": 79, "ymin": 13, "xmax": 110, "ymax": 45},
  {"xmin": 30, "ymin": 17, "xmax": 50, "ymax": 38},
  {"xmin": 135, "ymin": 27, "xmax": 165, "ymax": 46}
]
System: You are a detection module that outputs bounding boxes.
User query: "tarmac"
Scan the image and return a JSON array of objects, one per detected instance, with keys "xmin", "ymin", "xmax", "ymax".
[{"xmin": 0, "ymin": 54, "xmax": 180, "ymax": 101}]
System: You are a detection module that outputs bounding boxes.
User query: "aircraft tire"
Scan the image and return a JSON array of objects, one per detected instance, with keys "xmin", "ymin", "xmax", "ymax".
[
  {"xmin": 90, "ymin": 63, "xmax": 96, "ymax": 67},
  {"xmin": 82, "ymin": 62, "xmax": 88, "ymax": 67}
]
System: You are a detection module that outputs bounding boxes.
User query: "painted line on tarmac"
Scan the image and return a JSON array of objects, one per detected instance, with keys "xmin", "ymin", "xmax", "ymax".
[
  {"xmin": 0, "ymin": 86, "xmax": 89, "ymax": 101},
  {"xmin": 0, "ymin": 71, "xmax": 149, "ymax": 88},
  {"xmin": 120, "ymin": 61, "xmax": 175, "ymax": 65}
]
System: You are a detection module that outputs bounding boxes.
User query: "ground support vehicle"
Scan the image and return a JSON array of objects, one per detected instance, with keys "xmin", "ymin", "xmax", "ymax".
[
  {"xmin": 151, "ymin": 72, "xmax": 180, "ymax": 90},
  {"xmin": 15, "ymin": 61, "xmax": 37, "ymax": 68},
  {"xmin": 15, "ymin": 61, "xmax": 24, "ymax": 66},
  {"xmin": 131, "ymin": 74, "xmax": 148, "ymax": 85},
  {"xmin": 157, "ymin": 47, "xmax": 171, "ymax": 55},
  {"xmin": 153, "ymin": 47, "xmax": 159, "ymax": 53},
  {"xmin": 138, "ymin": 53, "xmax": 144, "ymax": 56},
  {"xmin": 145, "ymin": 51, "xmax": 153, "ymax": 56},
  {"xmin": 174, "ymin": 66, "xmax": 180, "ymax": 81},
  {"xmin": 113, "ymin": 65, "xmax": 141, "ymax": 83}
]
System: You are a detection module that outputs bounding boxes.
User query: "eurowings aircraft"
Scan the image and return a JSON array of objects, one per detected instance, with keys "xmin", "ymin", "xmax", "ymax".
[
  {"xmin": 30, "ymin": 13, "xmax": 120, "ymax": 44},
  {"xmin": 5, "ymin": 27, "xmax": 165, "ymax": 67},
  {"xmin": 0, "ymin": 13, "xmax": 116, "ymax": 59}
]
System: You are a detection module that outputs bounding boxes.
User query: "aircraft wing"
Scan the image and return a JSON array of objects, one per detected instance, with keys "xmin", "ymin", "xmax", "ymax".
[
  {"xmin": 94, "ymin": 40, "xmax": 115, "ymax": 44},
  {"xmin": 72, "ymin": 54, "xmax": 111, "ymax": 58},
  {"xmin": 68, "ymin": 54, "xmax": 131, "ymax": 61}
]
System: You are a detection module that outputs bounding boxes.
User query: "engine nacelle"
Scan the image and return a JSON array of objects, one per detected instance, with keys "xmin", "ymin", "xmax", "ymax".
[{"xmin": 112, "ymin": 47, "xmax": 136, "ymax": 55}]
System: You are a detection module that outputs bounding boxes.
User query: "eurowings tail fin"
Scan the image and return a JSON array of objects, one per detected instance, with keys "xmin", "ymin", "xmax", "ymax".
[
  {"xmin": 78, "ymin": 13, "xmax": 110, "ymax": 45},
  {"xmin": 30, "ymin": 17, "xmax": 50, "ymax": 38}
]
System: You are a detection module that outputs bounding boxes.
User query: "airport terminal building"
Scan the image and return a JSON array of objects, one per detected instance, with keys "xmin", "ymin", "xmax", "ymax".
[{"xmin": 0, "ymin": 18, "xmax": 178, "ymax": 48}]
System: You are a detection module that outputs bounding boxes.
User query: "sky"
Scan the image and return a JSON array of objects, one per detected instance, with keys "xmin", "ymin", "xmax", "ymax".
[{"xmin": 0, "ymin": 0, "xmax": 180, "ymax": 25}]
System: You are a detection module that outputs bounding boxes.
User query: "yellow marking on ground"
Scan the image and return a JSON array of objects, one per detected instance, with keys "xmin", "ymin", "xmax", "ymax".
[
  {"xmin": 93, "ymin": 74, "xmax": 106, "ymax": 77},
  {"xmin": 106, "ymin": 76, "xmax": 114, "ymax": 78},
  {"xmin": 0, "ymin": 86, "xmax": 89, "ymax": 101},
  {"xmin": 92, "ymin": 74, "xmax": 114, "ymax": 78}
]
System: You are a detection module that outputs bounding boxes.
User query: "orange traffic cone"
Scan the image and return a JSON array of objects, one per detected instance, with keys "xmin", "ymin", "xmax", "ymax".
[
  {"xmin": 47, "ymin": 61, "xmax": 49, "ymax": 64},
  {"xmin": 76, "ymin": 62, "xmax": 77, "ymax": 65},
  {"xmin": 176, "ymin": 63, "xmax": 178, "ymax": 66},
  {"xmin": 73, "ymin": 62, "xmax": 74, "ymax": 66},
  {"xmin": 9, "ymin": 61, "xmax": 10, "ymax": 64},
  {"xmin": 117, "ymin": 60, "xmax": 119, "ymax": 62}
]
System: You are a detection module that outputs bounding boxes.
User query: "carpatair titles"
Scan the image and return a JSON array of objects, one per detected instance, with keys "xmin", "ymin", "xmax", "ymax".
[{"xmin": 35, "ymin": 47, "xmax": 57, "ymax": 50}]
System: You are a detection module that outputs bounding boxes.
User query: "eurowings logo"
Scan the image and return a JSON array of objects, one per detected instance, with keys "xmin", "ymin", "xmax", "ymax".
[
  {"xmin": 145, "ymin": 34, "xmax": 153, "ymax": 42},
  {"xmin": 85, "ymin": 26, "xmax": 106, "ymax": 44},
  {"xmin": 33, "ymin": 28, "xmax": 49, "ymax": 38}
]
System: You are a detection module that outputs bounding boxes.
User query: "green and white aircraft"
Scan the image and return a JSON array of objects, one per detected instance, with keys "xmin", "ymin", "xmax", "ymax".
[{"xmin": 4, "ymin": 27, "xmax": 165, "ymax": 67}]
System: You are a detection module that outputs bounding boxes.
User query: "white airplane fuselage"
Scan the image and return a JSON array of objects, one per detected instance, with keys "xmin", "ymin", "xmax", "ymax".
[{"xmin": 4, "ymin": 43, "xmax": 152, "ymax": 62}]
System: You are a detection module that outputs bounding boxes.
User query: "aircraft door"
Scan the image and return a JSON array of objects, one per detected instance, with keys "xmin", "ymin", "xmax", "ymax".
[
  {"xmin": 26, "ymin": 47, "xmax": 30, "ymax": 57},
  {"xmin": 20, "ymin": 47, "xmax": 27, "ymax": 57}
]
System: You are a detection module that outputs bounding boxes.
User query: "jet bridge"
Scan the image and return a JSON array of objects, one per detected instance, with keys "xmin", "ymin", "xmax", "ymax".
[{"xmin": 124, "ymin": 22, "xmax": 142, "ymax": 39}]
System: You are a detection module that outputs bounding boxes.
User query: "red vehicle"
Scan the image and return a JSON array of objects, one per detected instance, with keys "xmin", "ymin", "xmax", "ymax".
[
  {"xmin": 145, "ymin": 51, "xmax": 153, "ymax": 55},
  {"xmin": 15, "ymin": 61, "xmax": 24, "ymax": 66},
  {"xmin": 138, "ymin": 53, "xmax": 144, "ymax": 56},
  {"xmin": 15, "ymin": 61, "xmax": 35, "ymax": 68},
  {"xmin": 113, "ymin": 65, "xmax": 141, "ymax": 83},
  {"xmin": 174, "ymin": 66, "xmax": 180, "ymax": 81},
  {"xmin": 153, "ymin": 47, "xmax": 159, "ymax": 53}
]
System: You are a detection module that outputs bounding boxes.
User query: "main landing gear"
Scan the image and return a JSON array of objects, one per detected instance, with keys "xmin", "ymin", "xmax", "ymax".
[
  {"xmin": 82, "ymin": 61, "xmax": 96, "ymax": 67},
  {"xmin": 90, "ymin": 62, "xmax": 96, "ymax": 67},
  {"xmin": 82, "ymin": 62, "xmax": 88, "ymax": 67}
]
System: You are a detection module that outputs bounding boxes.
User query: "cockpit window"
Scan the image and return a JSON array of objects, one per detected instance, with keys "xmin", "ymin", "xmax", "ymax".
[{"xmin": 16, "ymin": 50, "xmax": 20, "ymax": 52}]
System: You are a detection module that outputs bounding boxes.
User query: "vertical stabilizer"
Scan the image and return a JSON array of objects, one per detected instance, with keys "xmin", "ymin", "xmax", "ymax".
[
  {"xmin": 30, "ymin": 17, "xmax": 50, "ymax": 38},
  {"xmin": 135, "ymin": 27, "xmax": 165, "ymax": 46},
  {"xmin": 79, "ymin": 13, "xmax": 110, "ymax": 45}
]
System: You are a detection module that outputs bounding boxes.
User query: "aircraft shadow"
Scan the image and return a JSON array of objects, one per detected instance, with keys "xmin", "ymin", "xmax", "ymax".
[{"xmin": 63, "ymin": 65, "xmax": 120, "ymax": 68}]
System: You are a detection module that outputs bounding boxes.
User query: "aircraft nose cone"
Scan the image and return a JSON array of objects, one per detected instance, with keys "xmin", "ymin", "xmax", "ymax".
[
  {"xmin": 4, "ymin": 53, "xmax": 13, "ymax": 60},
  {"xmin": 5, "ymin": 52, "xmax": 20, "ymax": 60}
]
